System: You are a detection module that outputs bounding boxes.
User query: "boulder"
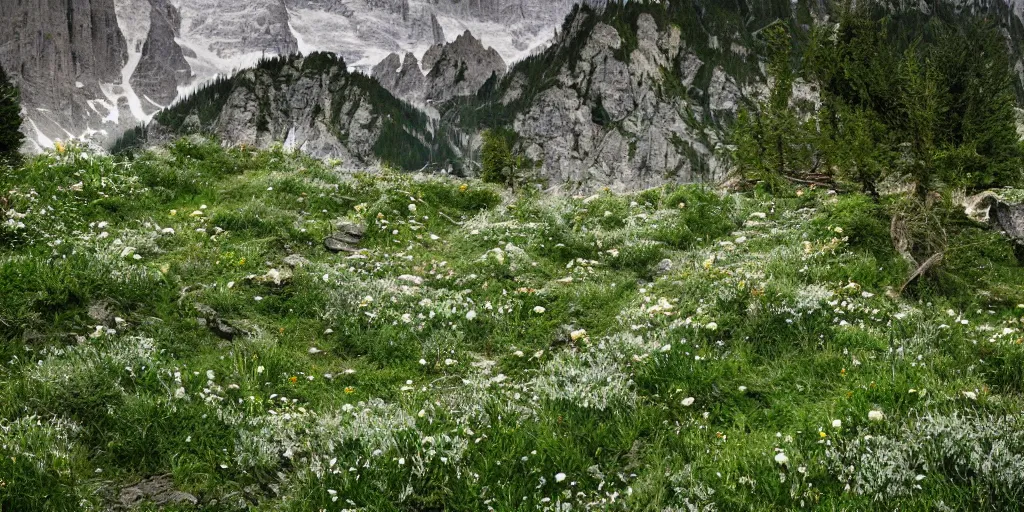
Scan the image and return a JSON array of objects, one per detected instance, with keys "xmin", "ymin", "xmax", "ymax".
[{"xmin": 325, "ymin": 222, "xmax": 366, "ymax": 253}]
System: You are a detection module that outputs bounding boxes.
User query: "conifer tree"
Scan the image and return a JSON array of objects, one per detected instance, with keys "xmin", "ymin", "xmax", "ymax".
[{"xmin": 0, "ymin": 63, "xmax": 24, "ymax": 167}]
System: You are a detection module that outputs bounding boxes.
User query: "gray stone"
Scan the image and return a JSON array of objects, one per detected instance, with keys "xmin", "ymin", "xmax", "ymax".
[
  {"xmin": 324, "ymin": 221, "xmax": 365, "ymax": 253},
  {"xmin": 88, "ymin": 301, "xmax": 115, "ymax": 326},
  {"xmin": 655, "ymin": 259, "xmax": 673, "ymax": 275},
  {"xmin": 119, "ymin": 474, "xmax": 197, "ymax": 508},
  {"xmin": 283, "ymin": 254, "xmax": 311, "ymax": 268}
]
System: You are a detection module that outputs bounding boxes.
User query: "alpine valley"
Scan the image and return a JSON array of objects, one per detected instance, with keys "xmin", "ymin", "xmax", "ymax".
[{"xmin": 6, "ymin": 0, "xmax": 1024, "ymax": 190}]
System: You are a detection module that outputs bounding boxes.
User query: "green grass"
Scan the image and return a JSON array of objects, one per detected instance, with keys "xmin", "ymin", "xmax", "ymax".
[{"xmin": 1, "ymin": 139, "xmax": 1024, "ymax": 510}]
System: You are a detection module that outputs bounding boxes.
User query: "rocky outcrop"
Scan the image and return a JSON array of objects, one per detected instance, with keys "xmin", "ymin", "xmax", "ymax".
[
  {"xmin": 430, "ymin": 13, "xmax": 446, "ymax": 46},
  {"xmin": 373, "ymin": 29, "xmax": 506, "ymax": 105},
  {"xmin": 130, "ymin": 0, "xmax": 192, "ymax": 109},
  {"xmin": 499, "ymin": 12, "xmax": 734, "ymax": 192},
  {"xmin": 142, "ymin": 53, "xmax": 456, "ymax": 170},
  {"xmin": 372, "ymin": 52, "xmax": 426, "ymax": 103},
  {"xmin": 424, "ymin": 31, "xmax": 506, "ymax": 102},
  {"xmin": 173, "ymin": 0, "xmax": 298, "ymax": 60},
  {"xmin": 0, "ymin": 0, "xmax": 127, "ymax": 150}
]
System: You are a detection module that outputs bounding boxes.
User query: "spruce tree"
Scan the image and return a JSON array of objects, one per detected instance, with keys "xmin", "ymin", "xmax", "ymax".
[{"xmin": 0, "ymin": 63, "xmax": 24, "ymax": 167}]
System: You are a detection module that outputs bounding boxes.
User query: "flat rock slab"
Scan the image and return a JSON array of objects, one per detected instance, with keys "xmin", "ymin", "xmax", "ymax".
[
  {"xmin": 325, "ymin": 221, "xmax": 366, "ymax": 253},
  {"xmin": 119, "ymin": 474, "xmax": 197, "ymax": 508}
]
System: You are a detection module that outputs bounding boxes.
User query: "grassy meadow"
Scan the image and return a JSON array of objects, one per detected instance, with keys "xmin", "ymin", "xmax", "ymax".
[{"xmin": 1, "ymin": 139, "xmax": 1024, "ymax": 510}]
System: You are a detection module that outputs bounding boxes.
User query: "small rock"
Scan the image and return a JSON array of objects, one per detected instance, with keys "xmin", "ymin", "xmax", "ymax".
[
  {"xmin": 283, "ymin": 254, "xmax": 311, "ymax": 268},
  {"xmin": 325, "ymin": 222, "xmax": 366, "ymax": 253},
  {"xmin": 397, "ymin": 274, "xmax": 424, "ymax": 286},
  {"xmin": 209, "ymin": 318, "xmax": 243, "ymax": 341},
  {"xmin": 119, "ymin": 474, "xmax": 197, "ymax": 508},
  {"xmin": 88, "ymin": 301, "xmax": 114, "ymax": 326},
  {"xmin": 655, "ymin": 259, "xmax": 673, "ymax": 275}
]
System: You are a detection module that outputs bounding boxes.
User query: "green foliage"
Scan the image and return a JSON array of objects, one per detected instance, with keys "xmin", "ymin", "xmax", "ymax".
[
  {"xmin": 2, "ymin": 142, "xmax": 1024, "ymax": 510},
  {"xmin": 479, "ymin": 128, "xmax": 536, "ymax": 189},
  {"xmin": 807, "ymin": 5, "xmax": 1024, "ymax": 193},
  {"xmin": 732, "ymin": 24, "xmax": 815, "ymax": 192},
  {"xmin": 0, "ymin": 63, "xmax": 25, "ymax": 167}
]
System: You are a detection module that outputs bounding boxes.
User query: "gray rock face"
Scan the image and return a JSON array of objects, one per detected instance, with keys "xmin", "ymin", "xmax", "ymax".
[
  {"xmin": 131, "ymin": 0, "xmax": 192, "ymax": 109},
  {"xmin": 119, "ymin": 474, "xmax": 197, "ymax": 508},
  {"xmin": 3, "ymin": 0, "xmax": 591, "ymax": 151},
  {"xmin": 147, "ymin": 54, "xmax": 450, "ymax": 169},
  {"xmin": 430, "ymin": 13, "xmax": 446, "ymax": 46},
  {"xmin": 173, "ymin": 0, "xmax": 298, "ymax": 59},
  {"xmin": 373, "ymin": 29, "xmax": 506, "ymax": 105},
  {"xmin": 372, "ymin": 52, "xmax": 426, "ymax": 102},
  {"xmin": 0, "ymin": 0, "xmax": 127, "ymax": 151},
  {"xmin": 424, "ymin": 31, "xmax": 506, "ymax": 102},
  {"xmin": 506, "ymin": 13, "xmax": 731, "ymax": 192}
]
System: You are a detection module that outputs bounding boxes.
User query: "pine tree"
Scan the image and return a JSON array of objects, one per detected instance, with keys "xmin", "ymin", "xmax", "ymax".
[
  {"xmin": 732, "ymin": 24, "xmax": 813, "ymax": 192},
  {"xmin": 0, "ymin": 63, "xmax": 24, "ymax": 167}
]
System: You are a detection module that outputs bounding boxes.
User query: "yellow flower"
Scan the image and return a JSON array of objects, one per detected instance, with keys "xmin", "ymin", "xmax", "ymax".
[
  {"xmin": 459, "ymin": 184, "xmax": 469, "ymax": 192},
  {"xmin": 289, "ymin": 376, "xmax": 298, "ymax": 384},
  {"xmin": 819, "ymin": 431, "xmax": 827, "ymax": 439},
  {"xmin": 344, "ymin": 386, "xmax": 355, "ymax": 394},
  {"xmin": 55, "ymin": 141, "xmax": 65, "ymax": 154}
]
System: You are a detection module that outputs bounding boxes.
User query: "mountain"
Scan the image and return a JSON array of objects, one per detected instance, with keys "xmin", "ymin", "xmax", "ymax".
[
  {"xmin": 373, "ymin": 29, "xmax": 508, "ymax": 106},
  {"xmin": 441, "ymin": 0, "xmax": 1024, "ymax": 191},
  {"xmin": 116, "ymin": 52, "xmax": 458, "ymax": 171},
  {"xmin": 0, "ymin": 0, "xmax": 595, "ymax": 151}
]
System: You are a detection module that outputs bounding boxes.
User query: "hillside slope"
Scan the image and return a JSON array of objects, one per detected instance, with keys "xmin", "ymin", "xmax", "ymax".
[
  {"xmin": 119, "ymin": 53, "xmax": 459, "ymax": 171},
  {"xmin": 2, "ymin": 140, "xmax": 1024, "ymax": 510},
  {"xmin": 443, "ymin": 0, "xmax": 1024, "ymax": 192}
]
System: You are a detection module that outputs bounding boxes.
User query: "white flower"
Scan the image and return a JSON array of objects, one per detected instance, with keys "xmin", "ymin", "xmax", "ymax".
[
  {"xmin": 398, "ymin": 458, "xmax": 406, "ymax": 465},
  {"xmin": 868, "ymin": 410, "xmax": 885, "ymax": 422},
  {"xmin": 962, "ymin": 391, "xmax": 977, "ymax": 400},
  {"xmin": 417, "ymin": 409, "xmax": 426, "ymax": 418},
  {"xmin": 570, "ymin": 329, "xmax": 588, "ymax": 341},
  {"xmin": 682, "ymin": 397, "xmax": 695, "ymax": 407},
  {"xmin": 254, "ymin": 296, "xmax": 263, "ymax": 302},
  {"xmin": 256, "ymin": 366, "xmax": 265, "ymax": 374},
  {"xmin": 308, "ymin": 347, "xmax": 322, "ymax": 355},
  {"xmin": 774, "ymin": 452, "xmax": 789, "ymax": 465},
  {"xmin": 322, "ymin": 274, "xmax": 330, "ymax": 283},
  {"xmin": 533, "ymin": 306, "xmax": 546, "ymax": 314},
  {"xmin": 418, "ymin": 359, "xmax": 427, "ymax": 365},
  {"xmin": 660, "ymin": 344, "xmax": 672, "ymax": 352},
  {"xmin": 705, "ymin": 322, "xmax": 718, "ymax": 330},
  {"xmin": 465, "ymin": 310, "xmax": 477, "ymax": 320},
  {"xmin": 161, "ymin": 227, "xmax": 175, "ymax": 235},
  {"xmin": 554, "ymin": 472, "xmax": 566, "ymax": 483},
  {"xmin": 738, "ymin": 386, "xmax": 747, "ymax": 392},
  {"xmin": 401, "ymin": 313, "xmax": 413, "ymax": 323},
  {"xmin": 444, "ymin": 358, "xmax": 456, "ymax": 366},
  {"xmin": 513, "ymin": 350, "xmax": 524, "ymax": 357},
  {"xmin": 206, "ymin": 370, "xmax": 215, "ymax": 380},
  {"xmin": 832, "ymin": 419, "xmax": 842, "ymax": 428},
  {"xmin": 408, "ymin": 203, "xmax": 417, "ymax": 212},
  {"xmin": 174, "ymin": 387, "xmax": 186, "ymax": 399}
]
